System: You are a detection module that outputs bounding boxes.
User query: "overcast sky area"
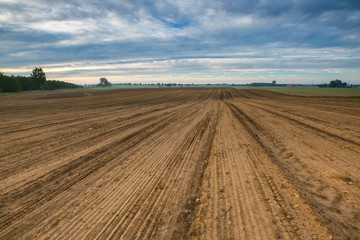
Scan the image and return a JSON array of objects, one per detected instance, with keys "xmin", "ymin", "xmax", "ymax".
[{"xmin": 1, "ymin": 0, "xmax": 360, "ymax": 84}]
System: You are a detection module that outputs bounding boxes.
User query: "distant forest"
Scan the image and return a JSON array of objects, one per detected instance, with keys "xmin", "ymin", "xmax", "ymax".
[{"xmin": 0, "ymin": 68, "xmax": 81, "ymax": 93}]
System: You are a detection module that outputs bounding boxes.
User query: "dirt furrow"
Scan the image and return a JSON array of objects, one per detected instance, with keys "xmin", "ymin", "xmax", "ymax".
[
  {"xmin": 94, "ymin": 103, "xmax": 215, "ymax": 239},
  {"xmin": 241, "ymin": 100, "xmax": 359, "ymax": 146},
  {"xmin": 233, "ymin": 100, "xmax": 359, "ymax": 180},
  {"xmin": 0, "ymin": 105, "xmax": 184, "ymax": 236},
  {"xmin": 0, "ymin": 102, "xmax": 184, "ymax": 185},
  {"xmin": 226, "ymin": 100, "xmax": 359, "ymax": 239},
  {"xmin": 189, "ymin": 101, "xmax": 334, "ymax": 239},
  {"xmin": 54, "ymin": 97, "xmax": 215, "ymax": 240},
  {"xmin": 0, "ymin": 93, "xmax": 215, "ymax": 239},
  {"xmin": 1, "ymin": 88, "xmax": 358, "ymax": 240}
]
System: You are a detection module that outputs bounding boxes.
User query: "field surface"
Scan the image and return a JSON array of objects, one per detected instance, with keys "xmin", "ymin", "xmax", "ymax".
[
  {"xmin": 0, "ymin": 88, "xmax": 359, "ymax": 239},
  {"xmin": 238, "ymin": 87, "xmax": 360, "ymax": 97}
]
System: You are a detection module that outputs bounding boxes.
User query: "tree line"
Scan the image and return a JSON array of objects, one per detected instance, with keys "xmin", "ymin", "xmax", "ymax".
[
  {"xmin": 318, "ymin": 79, "xmax": 349, "ymax": 88},
  {"xmin": 0, "ymin": 68, "xmax": 81, "ymax": 93}
]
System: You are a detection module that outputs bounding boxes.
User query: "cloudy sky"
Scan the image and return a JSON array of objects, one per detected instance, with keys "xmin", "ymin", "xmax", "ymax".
[{"xmin": 1, "ymin": 0, "xmax": 360, "ymax": 84}]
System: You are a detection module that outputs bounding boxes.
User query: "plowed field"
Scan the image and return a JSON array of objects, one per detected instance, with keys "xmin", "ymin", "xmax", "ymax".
[{"xmin": 0, "ymin": 88, "xmax": 359, "ymax": 239}]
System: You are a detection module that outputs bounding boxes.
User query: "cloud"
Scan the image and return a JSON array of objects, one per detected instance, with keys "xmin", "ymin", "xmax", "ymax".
[{"xmin": 1, "ymin": 0, "xmax": 359, "ymax": 84}]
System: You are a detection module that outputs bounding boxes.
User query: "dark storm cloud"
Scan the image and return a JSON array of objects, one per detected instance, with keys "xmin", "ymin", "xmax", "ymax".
[{"xmin": 1, "ymin": 0, "xmax": 359, "ymax": 83}]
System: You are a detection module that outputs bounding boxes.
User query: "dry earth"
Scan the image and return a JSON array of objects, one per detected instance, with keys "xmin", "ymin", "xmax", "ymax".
[{"xmin": 0, "ymin": 88, "xmax": 359, "ymax": 239}]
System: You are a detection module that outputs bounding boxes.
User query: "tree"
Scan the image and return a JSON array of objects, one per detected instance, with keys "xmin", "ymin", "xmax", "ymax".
[
  {"xmin": 31, "ymin": 68, "xmax": 47, "ymax": 90},
  {"xmin": 18, "ymin": 76, "xmax": 34, "ymax": 91},
  {"xmin": 47, "ymin": 80, "xmax": 81, "ymax": 90},
  {"xmin": 329, "ymin": 79, "xmax": 347, "ymax": 88},
  {"xmin": 0, "ymin": 75, "xmax": 22, "ymax": 92},
  {"xmin": 98, "ymin": 77, "xmax": 112, "ymax": 87}
]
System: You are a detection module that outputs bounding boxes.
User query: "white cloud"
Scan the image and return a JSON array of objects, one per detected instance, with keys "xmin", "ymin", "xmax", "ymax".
[{"xmin": 1, "ymin": 0, "xmax": 360, "ymax": 84}]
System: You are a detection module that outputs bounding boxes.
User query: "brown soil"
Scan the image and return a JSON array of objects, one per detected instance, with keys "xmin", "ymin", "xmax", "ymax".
[{"xmin": 0, "ymin": 88, "xmax": 359, "ymax": 239}]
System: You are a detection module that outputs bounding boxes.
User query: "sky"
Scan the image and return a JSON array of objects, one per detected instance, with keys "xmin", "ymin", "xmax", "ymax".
[{"xmin": 1, "ymin": 0, "xmax": 360, "ymax": 84}]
